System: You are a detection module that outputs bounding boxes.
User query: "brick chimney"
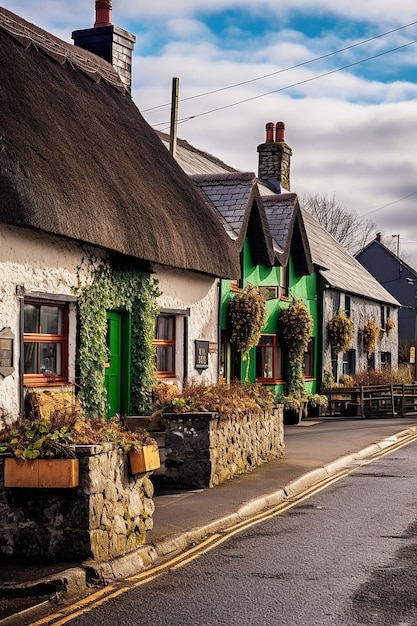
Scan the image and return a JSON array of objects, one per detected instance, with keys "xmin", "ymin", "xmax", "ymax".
[
  {"xmin": 257, "ymin": 121, "xmax": 292, "ymax": 192},
  {"xmin": 72, "ymin": 0, "xmax": 136, "ymax": 94}
]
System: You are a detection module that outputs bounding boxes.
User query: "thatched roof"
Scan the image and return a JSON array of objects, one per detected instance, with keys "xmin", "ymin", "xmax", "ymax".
[{"xmin": 0, "ymin": 8, "xmax": 240, "ymax": 279}]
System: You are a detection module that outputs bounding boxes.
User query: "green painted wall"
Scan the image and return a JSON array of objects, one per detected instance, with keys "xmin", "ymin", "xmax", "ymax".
[{"xmin": 220, "ymin": 240, "xmax": 320, "ymax": 395}]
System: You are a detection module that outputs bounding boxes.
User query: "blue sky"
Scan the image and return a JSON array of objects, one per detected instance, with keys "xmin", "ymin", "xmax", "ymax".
[{"xmin": 3, "ymin": 1, "xmax": 417, "ymax": 261}]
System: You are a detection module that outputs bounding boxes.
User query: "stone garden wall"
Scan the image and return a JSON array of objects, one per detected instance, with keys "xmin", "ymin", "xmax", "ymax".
[
  {"xmin": 0, "ymin": 444, "xmax": 155, "ymax": 563},
  {"xmin": 164, "ymin": 407, "xmax": 285, "ymax": 489}
]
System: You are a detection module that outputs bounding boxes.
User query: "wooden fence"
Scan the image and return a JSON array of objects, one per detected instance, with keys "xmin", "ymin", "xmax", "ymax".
[{"xmin": 322, "ymin": 384, "xmax": 417, "ymax": 419}]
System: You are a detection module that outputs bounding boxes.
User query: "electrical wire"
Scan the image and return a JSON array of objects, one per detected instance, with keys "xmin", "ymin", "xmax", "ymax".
[
  {"xmin": 153, "ymin": 37, "xmax": 417, "ymax": 129},
  {"xmin": 142, "ymin": 20, "xmax": 417, "ymax": 114}
]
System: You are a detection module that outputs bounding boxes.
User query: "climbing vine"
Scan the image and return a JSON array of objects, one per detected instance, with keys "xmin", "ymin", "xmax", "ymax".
[
  {"xmin": 76, "ymin": 259, "xmax": 160, "ymax": 417},
  {"xmin": 278, "ymin": 298, "xmax": 313, "ymax": 398}
]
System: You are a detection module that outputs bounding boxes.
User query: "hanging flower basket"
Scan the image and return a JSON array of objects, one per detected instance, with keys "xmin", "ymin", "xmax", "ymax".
[
  {"xmin": 327, "ymin": 311, "xmax": 353, "ymax": 354},
  {"xmin": 228, "ymin": 284, "xmax": 267, "ymax": 353},
  {"xmin": 385, "ymin": 317, "xmax": 395, "ymax": 337},
  {"xmin": 363, "ymin": 319, "xmax": 380, "ymax": 357}
]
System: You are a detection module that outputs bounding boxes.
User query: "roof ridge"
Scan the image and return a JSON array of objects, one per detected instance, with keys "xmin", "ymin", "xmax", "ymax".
[{"xmin": 0, "ymin": 8, "xmax": 125, "ymax": 92}]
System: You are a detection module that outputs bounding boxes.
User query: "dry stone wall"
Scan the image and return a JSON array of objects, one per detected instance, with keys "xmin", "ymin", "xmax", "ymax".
[
  {"xmin": 0, "ymin": 445, "xmax": 155, "ymax": 562},
  {"xmin": 164, "ymin": 408, "xmax": 285, "ymax": 489}
]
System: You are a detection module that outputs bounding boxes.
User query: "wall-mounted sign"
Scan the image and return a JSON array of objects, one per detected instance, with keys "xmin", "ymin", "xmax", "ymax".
[
  {"xmin": 195, "ymin": 340, "xmax": 209, "ymax": 371},
  {"xmin": 0, "ymin": 327, "xmax": 14, "ymax": 377}
]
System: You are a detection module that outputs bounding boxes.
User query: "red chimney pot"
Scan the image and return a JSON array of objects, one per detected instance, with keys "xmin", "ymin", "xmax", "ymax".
[
  {"xmin": 275, "ymin": 121, "xmax": 285, "ymax": 142},
  {"xmin": 265, "ymin": 122, "xmax": 274, "ymax": 142},
  {"xmin": 94, "ymin": 0, "xmax": 112, "ymax": 27}
]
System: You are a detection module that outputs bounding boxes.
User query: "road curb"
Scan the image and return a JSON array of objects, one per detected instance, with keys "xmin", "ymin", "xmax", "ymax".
[{"xmin": 4, "ymin": 425, "xmax": 417, "ymax": 595}]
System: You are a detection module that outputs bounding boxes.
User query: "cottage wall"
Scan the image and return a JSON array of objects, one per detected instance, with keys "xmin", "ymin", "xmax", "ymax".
[
  {"xmin": 155, "ymin": 266, "xmax": 220, "ymax": 386},
  {"xmin": 0, "ymin": 225, "xmax": 222, "ymax": 420},
  {"xmin": 0, "ymin": 224, "xmax": 96, "ymax": 417},
  {"xmin": 323, "ymin": 290, "xmax": 398, "ymax": 380}
]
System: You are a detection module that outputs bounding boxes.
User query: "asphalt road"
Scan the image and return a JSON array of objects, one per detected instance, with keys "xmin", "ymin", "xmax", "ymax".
[{"xmin": 42, "ymin": 436, "xmax": 417, "ymax": 626}]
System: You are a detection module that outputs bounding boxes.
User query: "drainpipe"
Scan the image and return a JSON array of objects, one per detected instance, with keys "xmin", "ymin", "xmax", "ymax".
[
  {"xmin": 16, "ymin": 286, "xmax": 25, "ymax": 416},
  {"xmin": 183, "ymin": 308, "xmax": 190, "ymax": 382}
]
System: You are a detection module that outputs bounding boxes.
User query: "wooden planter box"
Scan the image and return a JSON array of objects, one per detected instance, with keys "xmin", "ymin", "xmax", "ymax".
[
  {"xmin": 129, "ymin": 445, "xmax": 160, "ymax": 474},
  {"xmin": 3, "ymin": 457, "xmax": 79, "ymax": 488}
]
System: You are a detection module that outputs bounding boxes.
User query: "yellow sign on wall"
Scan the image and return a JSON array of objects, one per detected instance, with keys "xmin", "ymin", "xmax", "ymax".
[{"xmin": 410, "ymin": 347, "xmax": 415, "ymax": 364}]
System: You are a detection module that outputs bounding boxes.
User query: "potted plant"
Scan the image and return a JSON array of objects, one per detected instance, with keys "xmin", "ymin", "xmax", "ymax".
[
  {"xmin": 274, "ymin": 393, "xmax": 305, "ymax": 425},
  {"xmin": 307, "ymin": 394, "xmax": 329, "ymax": 417}
]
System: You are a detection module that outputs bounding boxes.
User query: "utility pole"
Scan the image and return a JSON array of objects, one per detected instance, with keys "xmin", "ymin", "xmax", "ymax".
[{"xmin": 169, "ymin": 77, "xmax": 179, "ymax": 160}]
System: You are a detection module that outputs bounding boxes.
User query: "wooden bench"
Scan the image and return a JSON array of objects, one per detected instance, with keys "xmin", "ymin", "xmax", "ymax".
[
  {"xmin": 360, "ymin": 385, "xmax": 394, "ymax": 418},
  {"xmin": 322, "ymin": 387, "xmax": 362, "ymax": 416}
]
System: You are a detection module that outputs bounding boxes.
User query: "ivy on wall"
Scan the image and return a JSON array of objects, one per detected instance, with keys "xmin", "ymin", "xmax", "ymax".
[
  {"xmin": 278, "ymin": 298, "xmax": 313, "ymax": 398},
  {"xmin": 76, "ymin": 259, "xmax": 160, "ymax": 417}
]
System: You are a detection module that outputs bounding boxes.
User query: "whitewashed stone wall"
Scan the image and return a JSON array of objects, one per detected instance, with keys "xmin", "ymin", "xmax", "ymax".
[
  {"xmin": 0, "ymin": 224, "xmax": 101, "ymax": 418},
  {"xmin": 323, "ymin": 290, "xmax": 399, "ymax": 380},
  {"xmin": 155, "ymin": 266, "xmax": 220, "ymax": 387}
]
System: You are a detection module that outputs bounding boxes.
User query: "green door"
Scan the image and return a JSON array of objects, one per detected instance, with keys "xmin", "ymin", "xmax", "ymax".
[{"xmin": 105, "ymin": 311, "xmax": 127, "ymax": 419}]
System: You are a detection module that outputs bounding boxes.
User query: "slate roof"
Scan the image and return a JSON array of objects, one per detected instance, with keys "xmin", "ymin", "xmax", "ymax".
[
  {"xmin": 0, "ymin": 8, "xmax": 240, "ymax": 279},
  {"xmin": 300, "ymin": 209, "xmax": 399, "ymax": 305},
  {"xmin": 159, "ymin": 130, "xmax": 399, "ymax": 305}
]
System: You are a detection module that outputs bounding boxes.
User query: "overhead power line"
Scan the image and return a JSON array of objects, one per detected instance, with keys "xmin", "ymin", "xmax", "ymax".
[
  {"xmin": 143, "ymin": 19, "xmax": 417, "ymax": 114},
  {"xmin": 153, "ymin": 37, "xmax": 417, "ymax": 130},
  {"xmin": 363, "ymin": 191, "xmax": 417, "ymax": 216}
]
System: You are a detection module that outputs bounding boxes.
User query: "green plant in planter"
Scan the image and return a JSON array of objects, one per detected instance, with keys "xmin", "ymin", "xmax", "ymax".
[
  {"xmin": 274, "ymin": 393, "xmax": 302, "ymax": 411},
  {"xmin": 278, "ymin": 298, "xmax": 313, "ymax": 398},
  {"xmin": 327, "ymin": 310, "xmax": 353, "ymax": 354},
  {"xmin": 228, "ymin": 284, "xmax": 267, "ymax": 380},
  {"xmin": 307, "ymin": 394, "xmax": 329, "ymax": 409},
  {"xmin": 0, "ymin": 409, "xmax": 156, "ymax": 461},
  {"xmin": 307, "ymin": 393, "xmax": 328, "ymax": 417},
  {"xmin": 363, "ymin": 319, "xmax": 380, "ymax": 357}
]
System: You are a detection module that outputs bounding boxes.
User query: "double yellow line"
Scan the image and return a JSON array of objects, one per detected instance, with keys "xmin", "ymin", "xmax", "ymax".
[{"xmin": 31, "ymin": 431, "xmax": 417, "ymax": 625}]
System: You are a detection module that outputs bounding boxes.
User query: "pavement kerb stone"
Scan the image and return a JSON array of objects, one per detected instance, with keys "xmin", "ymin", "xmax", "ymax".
[
  {"xmin": 236, "ymin": 489, "xmax": 286, "ymax": 520},
  {"xmin": 283, "ymin": 467, "xmax": 329, "ymax": 498},
  {"xmin": 6, "ymin": 425, "xmax": 417, "ymax": 597},
  {"xmin": 323, "ymin": 454, "xmax": 357, "ymax": 476}
]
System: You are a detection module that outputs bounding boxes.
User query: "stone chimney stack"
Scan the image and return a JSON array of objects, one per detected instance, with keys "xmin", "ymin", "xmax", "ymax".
[
  {"xmin": 257, "ymin": 121, "xmax": 292, "ymax": 192},
  {"xmin": 72, "ymin": 0, "xmax": 136, "ymax": 94}
]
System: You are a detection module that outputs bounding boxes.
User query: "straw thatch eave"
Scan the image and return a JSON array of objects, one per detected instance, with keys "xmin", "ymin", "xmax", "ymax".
[{"xmin": 0, "ymin": 8, "xmax": 240, "ymax": 279}]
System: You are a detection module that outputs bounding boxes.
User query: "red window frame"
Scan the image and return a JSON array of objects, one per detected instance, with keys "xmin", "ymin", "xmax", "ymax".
[{"xmin": 256, "ymin": 334, "xmax": 283, "ymax": 384}]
